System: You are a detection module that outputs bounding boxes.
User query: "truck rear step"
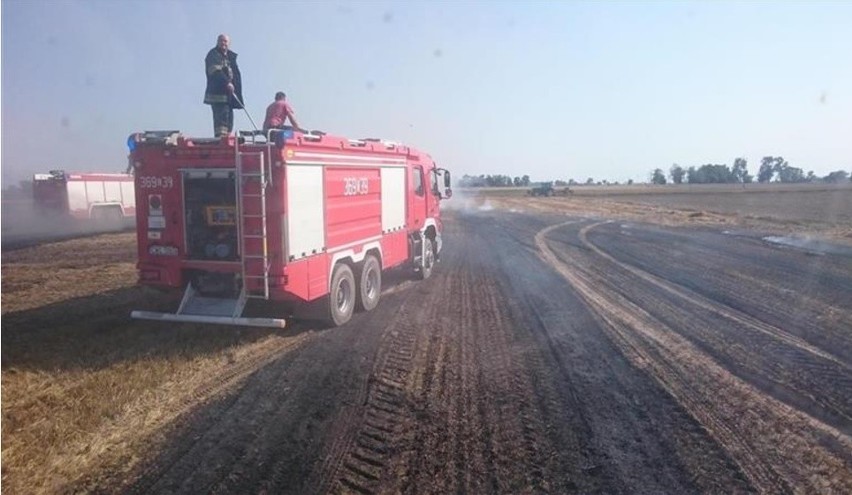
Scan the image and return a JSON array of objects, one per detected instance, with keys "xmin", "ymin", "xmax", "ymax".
[{"xmin": 130, "ymin": 283, "xmax": 286, "ymax": 328}]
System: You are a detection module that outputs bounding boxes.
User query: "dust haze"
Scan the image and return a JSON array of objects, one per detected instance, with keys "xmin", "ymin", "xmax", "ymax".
[{"xmin": 1, "ymin": 195, "xmax": 133, "ymax": 251}]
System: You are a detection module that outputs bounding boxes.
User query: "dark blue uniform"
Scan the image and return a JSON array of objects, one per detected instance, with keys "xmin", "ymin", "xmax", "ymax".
[{"xmin": 204, "ymin": 46, "xmax": 244, "ymax": 137}]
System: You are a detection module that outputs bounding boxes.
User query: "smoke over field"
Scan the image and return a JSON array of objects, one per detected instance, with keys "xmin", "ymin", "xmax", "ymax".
[{"xmin": 2, "ymin": 197, "xmax": 133, "ymax": 250}]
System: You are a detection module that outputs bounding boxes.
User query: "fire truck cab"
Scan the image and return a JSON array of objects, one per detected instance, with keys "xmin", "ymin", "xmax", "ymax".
[{"xmin": 128, "ymin": 128, "xmax": 451, "ymax": 328}]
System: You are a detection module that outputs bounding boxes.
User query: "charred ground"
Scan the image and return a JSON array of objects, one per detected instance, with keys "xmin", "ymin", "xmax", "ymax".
[{"xmin": 2, "ymin": 191, "xmax": 851, "ymax": 494}]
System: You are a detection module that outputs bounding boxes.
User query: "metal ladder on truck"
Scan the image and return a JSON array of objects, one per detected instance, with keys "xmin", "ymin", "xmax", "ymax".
[{"xmin": 236, "ymin": 148, "xmax": 272, "ymax": 301}]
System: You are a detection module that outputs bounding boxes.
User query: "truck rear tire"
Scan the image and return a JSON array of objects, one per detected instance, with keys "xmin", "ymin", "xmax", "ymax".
[
  {"xmin": 418, "ymin": 238, "xmax": 435, "ymax": 280},
  {"xmin": 358, "ymin": 255, "xmax": 381, "ymax": 311},
  {"xmin": 328, "ymin": 262, "xmax": 356, "ymax": 326}
]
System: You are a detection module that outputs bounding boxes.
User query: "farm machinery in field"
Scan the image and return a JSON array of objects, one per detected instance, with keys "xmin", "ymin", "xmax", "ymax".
[{"xmin": 528, "ymin": 182, "xmax": 572, "ymax": 197}]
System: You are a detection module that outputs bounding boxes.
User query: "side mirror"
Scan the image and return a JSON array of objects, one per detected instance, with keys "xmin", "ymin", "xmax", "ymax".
[{"xmin": 434, "ymin": 167, "xmax": 452, "ymax": 200}]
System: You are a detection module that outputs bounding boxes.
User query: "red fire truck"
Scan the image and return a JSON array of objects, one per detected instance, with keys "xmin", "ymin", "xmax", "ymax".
[
  {"xmin": 32, "ymin": 170, "xmax": 136, "ymax": 224},
  {"xmin": 128, "ymin": 128, "xmax": 451, "ymax": 328}
]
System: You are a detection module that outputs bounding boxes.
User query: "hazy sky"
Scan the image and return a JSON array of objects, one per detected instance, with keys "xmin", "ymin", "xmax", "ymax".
[{"xmin": 2, "ymin": 0, "xmax": 851, "ymax": 186}]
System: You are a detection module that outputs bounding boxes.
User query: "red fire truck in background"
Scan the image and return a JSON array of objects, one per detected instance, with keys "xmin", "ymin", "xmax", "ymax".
[
  {"xmin": 32, "ymin": 170, "xmax": 136, "ymax": 225},
  {"xmin": 128, "ymin": 128, "xmax": 452, "ymax": 328}
]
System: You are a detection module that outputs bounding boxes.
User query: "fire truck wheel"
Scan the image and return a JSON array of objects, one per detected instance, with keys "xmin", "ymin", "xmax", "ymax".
[
  {"xmin": 358, "ymin": 255, "xmax": 382, "ymax": 312},
  {"xmin": 328, "ymin": 262, "xmax": 356, "ymax": 326},
  {"xmin": 418, "ymin": 238, "xmax": 435, "ymax": 280}
]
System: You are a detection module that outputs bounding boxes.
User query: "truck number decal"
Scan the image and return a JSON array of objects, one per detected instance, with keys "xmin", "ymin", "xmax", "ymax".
[
  {"xmin": 139, "ymin": 176, "xmax": 175, "ymax": 189},
  {"xmin": 343, "ymin": 177, "xmax": 369, "ymax": 196}
]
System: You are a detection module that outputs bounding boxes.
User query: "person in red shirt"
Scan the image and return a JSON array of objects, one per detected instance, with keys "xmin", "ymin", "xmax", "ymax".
[{"xmin": 263, "ymin": 92, "xmax": 302, "ymax": 133}]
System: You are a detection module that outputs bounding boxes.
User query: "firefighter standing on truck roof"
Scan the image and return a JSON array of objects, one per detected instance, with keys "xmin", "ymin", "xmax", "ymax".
[{"xmin": 204, "ymin": 34, "xmax": 243, "ymax": 137}]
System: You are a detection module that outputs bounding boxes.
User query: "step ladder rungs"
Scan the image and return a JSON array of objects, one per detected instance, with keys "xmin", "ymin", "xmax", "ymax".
[{"xmin": 237, "ymin": 144, "xmax": 272, "ymax": 301}]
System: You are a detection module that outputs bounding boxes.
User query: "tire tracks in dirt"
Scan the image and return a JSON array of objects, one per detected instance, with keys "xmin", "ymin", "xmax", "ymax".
[
  {"xmin": 310, "ymin": 278, "xmax": 442, "ymax": 495},
  {"xmin": 535, "ymin": 220, "xmax": 852, "ymax": 494},
  {"xmin": 313, "ymin": 219, "xmax": 571, "ymax": 494},
  {"xmin": 574, "ymin": 226, "xmax": 852, "ymax": 433},
  {"xmin": 582, "ymin": 223, "xmax": 848, "ymax": 369},
  {"xmin": 325, "ymin": 300, "xmax": 425, "ymax": 495},
  {"xmin": 492, "ymin": 215, "xmax": 744, "ymax": 493},
  {"xmin": 394, "ymin": 219, "xmax": 593, "ymax": 494},
  {"xmin": 436, "ymin": 245, "xmax": 547, "ymax": 493},
  {"xmin": 595, "ymin": 224, "xmax": 852, "ymax": 365}
]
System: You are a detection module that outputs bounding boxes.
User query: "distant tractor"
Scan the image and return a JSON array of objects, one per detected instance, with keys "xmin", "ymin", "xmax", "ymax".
[{"xmin": 529, "ymin": 182, "xmax": 555, "ymax": 197}]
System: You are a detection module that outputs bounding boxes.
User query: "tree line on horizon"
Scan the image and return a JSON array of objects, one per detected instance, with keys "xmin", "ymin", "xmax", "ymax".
[
  {"xmin": 457, "ymin": 157, "xmax": 850, "ymax": 189},
  {"xmin": 457, "ymin": 174, "xmax": 636, "ymax": 188},
  {"xmin": 650, "ymin": 157, "xmax": 850, "ymax": 185}
]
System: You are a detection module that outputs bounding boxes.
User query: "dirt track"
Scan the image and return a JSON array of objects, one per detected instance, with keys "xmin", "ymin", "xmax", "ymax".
[{"xmin": 3, "ymin": 207, "xmax": 852, "ymax": 494}]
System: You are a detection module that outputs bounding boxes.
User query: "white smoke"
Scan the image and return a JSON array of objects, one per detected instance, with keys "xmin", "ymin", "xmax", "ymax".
[{"xmin": 763, "ymin": 235, "xmax": 852, "ymax": 257}]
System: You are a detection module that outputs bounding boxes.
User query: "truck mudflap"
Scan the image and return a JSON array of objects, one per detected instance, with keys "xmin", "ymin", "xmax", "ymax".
[{"xmin": 130, "ymin": 310, "xmax": 287, "ymax": 328}]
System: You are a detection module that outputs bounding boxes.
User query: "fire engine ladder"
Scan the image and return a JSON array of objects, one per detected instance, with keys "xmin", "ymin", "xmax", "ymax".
[{"xmin": 237, "ymin": 149, "xmax": 271, "ymax": 301}]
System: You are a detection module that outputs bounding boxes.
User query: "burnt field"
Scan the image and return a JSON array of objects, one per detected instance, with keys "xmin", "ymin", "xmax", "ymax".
[
  {"xmin": 2, "ymin": 188, "xmax": 851, "ymax": 494},
  {"xmin": 461, "ymin": 182, "xmax": 852, "ymax": 241}
]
